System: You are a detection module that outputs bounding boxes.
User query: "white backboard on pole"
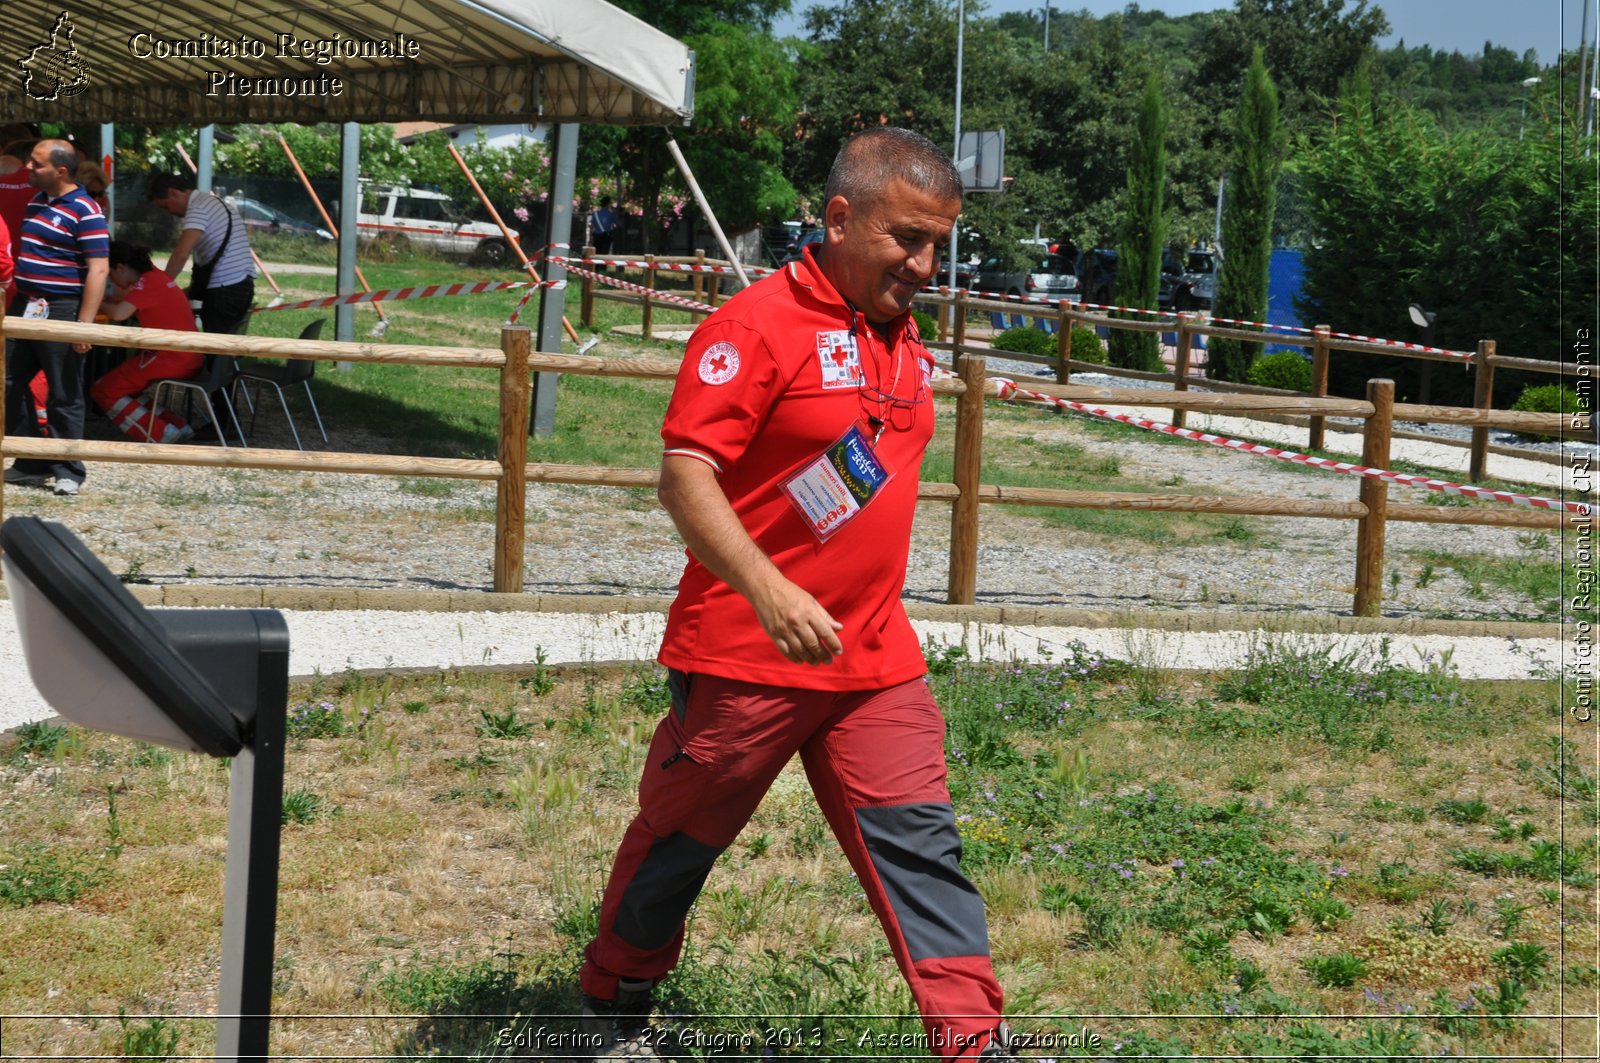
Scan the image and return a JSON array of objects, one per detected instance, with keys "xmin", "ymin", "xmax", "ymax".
[{"xmin": 956, "ymin": 130, "xmax": 1005, "ymax": 193}]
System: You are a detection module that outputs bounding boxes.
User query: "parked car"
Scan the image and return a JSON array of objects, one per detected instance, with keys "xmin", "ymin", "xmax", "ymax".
[
  {"xmin": 223, "ymin": 195, "xmax": 331, "ymax": 240},
  {"xmin": 973, "ymin": 250, "xmax": 1079, "ymax": 302},
  {"xmin": 1164, "ymin": 249, "xmax": 1209, "ymax": 312},
  {"xmin": 1075, "ymin": 248, "xmax": 1118, "ymax": 307},
  {"xmin": 357, "ymin": 185, "xmax": 511, "ymax": 264},
  {"xmin": 781, "ymin": 228, "xmax": 824, "ymax": 265}
]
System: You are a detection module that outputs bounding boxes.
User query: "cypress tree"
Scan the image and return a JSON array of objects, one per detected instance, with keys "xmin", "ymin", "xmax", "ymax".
[
  {"xmin": 1209, "ymin": 46, "xmax": 1286, "ymax": 382},
  {"xmin": 1109, "ymin": 73, "xmax": 1167, "ymax": 371}
]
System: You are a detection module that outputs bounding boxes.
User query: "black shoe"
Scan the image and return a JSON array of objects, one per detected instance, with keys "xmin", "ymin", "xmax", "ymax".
[
  {"xmin": 4, "ymin": 466, "xmax": 51, "ymax": 489},
  {"xmin": 978, "ymin": 1022, "xmax": 1025, "ymax": 1061},
  {"xmin": 580, "ymin": 978, "xmax": 661, "ymax": 1060}
]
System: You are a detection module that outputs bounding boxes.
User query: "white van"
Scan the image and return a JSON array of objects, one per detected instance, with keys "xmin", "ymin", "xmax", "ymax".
[{"xmin": 357, "ymin": 185, "xmax": 512, "ymax": 264}]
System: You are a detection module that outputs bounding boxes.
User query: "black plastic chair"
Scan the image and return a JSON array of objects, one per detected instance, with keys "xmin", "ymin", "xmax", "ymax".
[
  {"xmin": 235, "ymin": 319, "xmax": 328, "ymax": 450},
  {"xmin": 150, "ymin": 354, "xmax": 248, "ymax": 447}
]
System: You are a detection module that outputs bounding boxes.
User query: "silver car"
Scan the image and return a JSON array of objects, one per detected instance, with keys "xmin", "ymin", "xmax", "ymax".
[{"xmin": 973, "ymin": 250, "xmax": 1080, "ymax": 302}]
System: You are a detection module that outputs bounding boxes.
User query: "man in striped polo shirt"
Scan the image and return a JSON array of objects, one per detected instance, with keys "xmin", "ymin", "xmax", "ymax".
[
  {"xmin": 3, "ymin": 138, "xmax": 108, "ymax": 496},
  {"xmin": 147, "ymin": 172, "xmax": 256, "ymax": 335}
]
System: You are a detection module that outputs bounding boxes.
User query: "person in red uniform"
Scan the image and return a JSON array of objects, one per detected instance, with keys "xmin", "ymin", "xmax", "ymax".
[
  {"xmin": 0, "ymin": 130, "xmax": 50, "ymax": 432},
  {"xmin": 87, "ymin": 242, "xmax": 201, "ymax": 444},
  {"xmin": 578, "ymin": 128, "xmax": 1022, "ymax": 1062}
]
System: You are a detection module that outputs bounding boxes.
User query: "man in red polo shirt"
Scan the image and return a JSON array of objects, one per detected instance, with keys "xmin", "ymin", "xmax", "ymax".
[
  {"xmin": 578, "ymin": 128, "xmax": 1021, "ymax": 1062},
  {"xmin": 88, "ymin": 241, "xmax": 201, "ymax": 443}
]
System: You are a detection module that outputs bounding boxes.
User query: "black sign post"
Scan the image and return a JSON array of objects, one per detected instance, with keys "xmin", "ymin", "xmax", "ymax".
[{"xmin": 2, "ymin": 516, "xmax": 289, "ymax": 1062}]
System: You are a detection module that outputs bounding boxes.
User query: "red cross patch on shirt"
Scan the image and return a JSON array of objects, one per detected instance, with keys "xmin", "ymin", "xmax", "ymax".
[
  {"xmin": 815, "ymin": 329, "xmax": 862, "ymax": 390},
  {"xmin": 698, "ymin": 341, "xmax": 740, "ymax": 385}
]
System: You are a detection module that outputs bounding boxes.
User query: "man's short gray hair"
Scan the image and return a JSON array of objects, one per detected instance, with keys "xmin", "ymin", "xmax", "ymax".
[
  {"xmin": 39, "ymin": 139, "xmax": 78, "ymax": 173},
  {"xmin": 823, "ymin": 127, "xmax": 962, "ymax": 214}
]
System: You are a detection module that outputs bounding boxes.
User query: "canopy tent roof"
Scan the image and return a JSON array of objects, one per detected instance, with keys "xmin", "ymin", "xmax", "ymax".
[{"xmin": 0, "ymin": 0, "xmax": 694, "ymax": 127}]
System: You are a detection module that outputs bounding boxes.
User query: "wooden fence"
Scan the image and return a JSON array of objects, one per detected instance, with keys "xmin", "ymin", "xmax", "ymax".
[
  {"xmin": 575, "ymin": 253, "xmax": 1589, "ymax": 483},
  {"xmin": 0, "ymin": 298, "xmax": 1581, "ymax": 617}
]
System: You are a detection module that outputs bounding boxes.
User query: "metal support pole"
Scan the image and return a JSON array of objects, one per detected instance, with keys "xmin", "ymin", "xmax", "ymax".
[
  {"xmin": 99, "ymin": 123, "xmax": 115, "ymax": 230},
  {"xmin": 197, "ymin": 127, "xmax": 214, "ymax": 194},
  {"xmin": 664, "ymin": 137, "xmax": 749, "ymax": 288},
  {"xmin": 533, "ymin": 123, "xmax": 579, "ymax": 437},
  {"xmin": 214, "ymin": 620, "xmax": 289, "ymax": 1063},
  {"xmin": 335, "ymin": 123, "xmax": 361, "ymax": 350}
]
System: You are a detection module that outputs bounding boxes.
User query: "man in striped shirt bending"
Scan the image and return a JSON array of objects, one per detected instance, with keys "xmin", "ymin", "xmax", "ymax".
[
  {"xmin": 147, "ymin": 172, "xmax": 256, "ymax": 335},
  {"xmin": 2, "ymin": 138, "xmax": 108, "ymax": 496}
]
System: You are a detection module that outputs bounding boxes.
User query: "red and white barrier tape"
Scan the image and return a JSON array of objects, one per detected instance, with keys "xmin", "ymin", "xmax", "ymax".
[
  {"xmin": 988, "ymin": 375, "xmax": 1586, "ymax": 514},
  {"xmin": 558, "ymin": 259, "xmax": 717, "ymax": 314},
  {"xmin": 251, "ymin": 278, "xmax": 561, "ymax": 314},
  {"xmin": 934, "ymin": 285, "xmax": 1472, "ymax": 358},
  {"xmin": 553, "ymin": 253, "xmax": 773, "ymax": 278}
]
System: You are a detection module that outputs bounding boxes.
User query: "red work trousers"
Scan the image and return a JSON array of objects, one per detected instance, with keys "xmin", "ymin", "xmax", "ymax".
[
  {"xmin": 581, "ymin": 671, "xmax": 1005, "ymax": 1060},
  {"xmin": 89, "ymin": 350, "xmax": 203, "ymax": 443}
]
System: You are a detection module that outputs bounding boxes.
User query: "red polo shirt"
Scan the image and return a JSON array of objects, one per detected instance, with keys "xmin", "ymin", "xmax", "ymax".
[{"xmin": 657, "ymin": 247, "xmax": 936, "ymax": 690}]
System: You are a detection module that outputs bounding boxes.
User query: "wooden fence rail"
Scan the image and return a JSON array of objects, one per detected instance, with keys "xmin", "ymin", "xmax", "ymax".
[{"xmin": 0, "ymin": 301, "xmax": 1579, "ymax": 618}]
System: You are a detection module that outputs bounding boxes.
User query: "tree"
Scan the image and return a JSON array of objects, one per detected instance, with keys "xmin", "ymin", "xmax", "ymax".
[
  {"xmin": 1109, "ymin": 73, "xmax": 1168, "ymax": 371},
  {"xmin": 597, "ymin": 1, "xmax": 797, "ymax": 245},
  {"xmin": 1209, "ymin": 47, "xmax": 1285, "ymax": 382},
  {"xmin": 1296, "ymin": 73, "xmax": 1597, "ymax": 406},
  {"xmin": 1193, "ymin": 0, "xmax": 1389, "ymax": 131}
]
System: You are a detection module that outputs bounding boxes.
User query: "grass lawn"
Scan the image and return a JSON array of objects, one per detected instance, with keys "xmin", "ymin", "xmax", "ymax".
[{"xmin": 0, "ymin": 639, "xmax": 1592, "ymax": 1059}]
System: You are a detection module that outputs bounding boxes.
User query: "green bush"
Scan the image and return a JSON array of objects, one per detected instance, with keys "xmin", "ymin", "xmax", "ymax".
[
  {"xmin": 1070, "ymin": 326, "xmax": 1108, "ymax": 365},
  {"xmin": 1246, "ymin": 351, "xmax": 1313, "ymax": 392},
  {"xmin": 1510, "ymin": 384, "xmax": 1582, "ymax": 442},
  {"xmin": 911, "ymin": 308, "xmax": 939, "ymax": 341},
  {"xmin": 991, "ymin": 326, "xmax": 1055, "ymax": 359}
]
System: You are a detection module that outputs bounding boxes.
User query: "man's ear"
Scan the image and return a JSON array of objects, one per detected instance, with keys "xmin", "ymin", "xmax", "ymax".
[{"xmin": 823, "ymin": 194, "xmax": 851, "ymax": 243}]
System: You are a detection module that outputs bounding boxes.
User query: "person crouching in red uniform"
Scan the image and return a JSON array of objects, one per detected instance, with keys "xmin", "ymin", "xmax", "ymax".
[
  {"xmin": 89, "ymin": 241, "xmax": 202, "ymax": 444},
  {"xmin": 577, "ymin": 128, "xmax": 1024, "ymax": 1062}
]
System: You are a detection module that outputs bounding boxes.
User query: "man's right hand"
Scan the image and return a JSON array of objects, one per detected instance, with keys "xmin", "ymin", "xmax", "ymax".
[{"xmin": 750, "ymin": 576, "xmax": 845, "ymax": 665}]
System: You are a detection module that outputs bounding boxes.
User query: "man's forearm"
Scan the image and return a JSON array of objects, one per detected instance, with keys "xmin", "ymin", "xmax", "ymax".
[{"xmin": 164, "ymin": 228, "xmax": 201, "ymax": 279}]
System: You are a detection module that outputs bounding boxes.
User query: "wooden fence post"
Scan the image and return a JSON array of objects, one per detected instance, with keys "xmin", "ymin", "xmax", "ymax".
[
  {"xmin": 1353, "ymin": 377, "xmax": 1395, "ymax": 618},
  {"xmin": 937, "ymin": 298, "xmax": 950, "ymax": 344},
  {"xmin": 1470, "ymin": 340, "xmax": 1496, "ymax": 483},
  {"xmin": 1056, "ymin": 305, "xmax": 1073, "ymax": 385},
  {"xmin": 642, "ymin": 254, "xmax": 657, "ymax": 340},
  {"xmin": 1309, "ymin": 325, "xmax": 1331, "ymax": 451},
  {"xmin": 580, "ymin": 244, "xmax": 596, "ymax": 327},
  {"xmin": 691, "ymin": 248, "xmax": 706, "ymax": 307},
  {"xmin": 947, "ymin": 354, "xmax": 987, "ymax": 605},
  {"xmin": 951, "ymin": 290, "xmax": 968, "ymax": 371},
  {"xmin": 494, "ymin": 325, "xmax": 532, "ymax": 593},
  {"xmin": 1172, "ymin": 314, "xmax": 1193, "ymax": 429}
]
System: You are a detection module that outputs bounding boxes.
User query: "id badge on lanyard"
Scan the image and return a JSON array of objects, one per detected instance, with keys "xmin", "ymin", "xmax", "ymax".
[{"xmin": 780, "ymin": 424, "xmax": 894, "ymax": 542}]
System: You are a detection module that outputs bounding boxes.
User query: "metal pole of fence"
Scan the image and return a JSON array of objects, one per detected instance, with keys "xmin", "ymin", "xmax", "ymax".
[
  {"xmin": 1309, "ymin": 325, "xmax": 1331, "ymax": 451},
  {"xmin": 947, "ymin": 354, "xmax": 987, "ymax": 605},
  {"xmin": 1470, "ymin": 340, "xmax": 1496, "ymax": 483},
  {"xmin": 494, "ymin": 325, "xmax": 532, "ymax": 593},
  {"xmin": 1353, "ymin": 378, "xmax": 1395, "ymax": 617}
]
